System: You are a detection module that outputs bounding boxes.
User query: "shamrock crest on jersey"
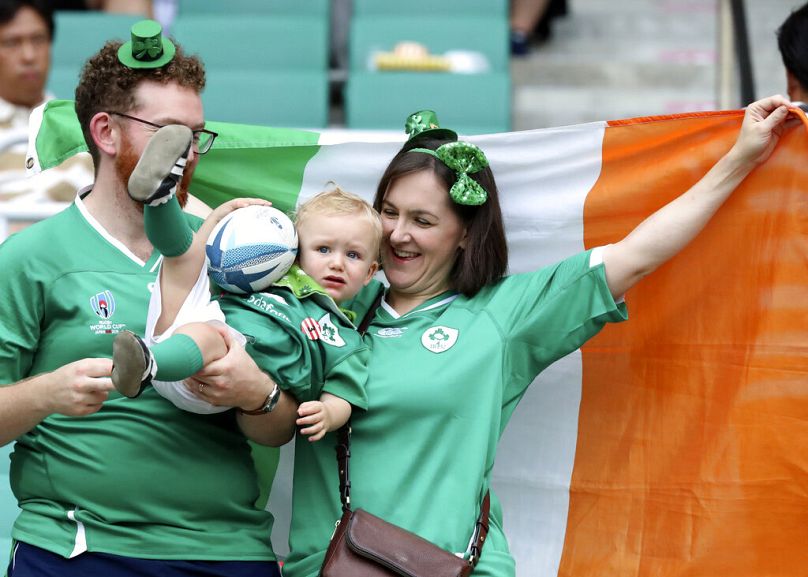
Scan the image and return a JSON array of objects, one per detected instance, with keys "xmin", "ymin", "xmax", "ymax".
[
  {"xmin": 421, "ymin": 325, "xmax": 458, "ymax": 353},
  {"xmin": 317, "ymin": 313, "xmax": 345, "ymax": 347}
]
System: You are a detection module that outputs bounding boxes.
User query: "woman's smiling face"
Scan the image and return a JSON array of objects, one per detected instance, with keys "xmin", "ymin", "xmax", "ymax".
[{"xmin": 380, "ymin": 169, "xmax": 467, "ymax": 310}]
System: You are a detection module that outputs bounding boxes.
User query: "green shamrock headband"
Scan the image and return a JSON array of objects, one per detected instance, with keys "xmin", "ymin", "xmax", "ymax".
[{"xmin": 409, "ymin": 141, "xmax": 490, "ymax": 206}]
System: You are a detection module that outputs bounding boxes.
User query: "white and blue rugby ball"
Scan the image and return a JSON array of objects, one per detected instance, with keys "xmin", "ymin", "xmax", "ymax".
[{"xmin": 205, "ymin": 205, "xmax": 298, "ymax": 295}]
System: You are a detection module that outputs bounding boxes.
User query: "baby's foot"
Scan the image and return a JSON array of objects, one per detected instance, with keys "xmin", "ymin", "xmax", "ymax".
[
  {"xmin": 112, "ymin": 330, "xmax": 156, "ymax": 398},
  {"xmin": 128, "ymin": 124, "xmax": 192, "ymax": 206}
]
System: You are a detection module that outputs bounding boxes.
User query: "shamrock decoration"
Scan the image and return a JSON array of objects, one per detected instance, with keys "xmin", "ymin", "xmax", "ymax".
[
  {"xmin": 430, "ymin": 328, "xmax": 450, "ymax": 342},
  {"xmin": 321, "ymin": 324, "xmax": 336, "ymax": 340},
  {"xmin": 403, "ymin": 110, "xmax": 457, "ymax": 141},
  {"xmin": 118, "ymin": 20, "xmax": 176, "ymax": 69},
  {"xmin": 405, "ymin": 113, "xmax": 430, "ymax": 140},
  {"xmin": 413, "ymin": 141, "xmax": 490, "ymax": 206},
  {"xmin": 133, "ymin": 37, "xmax": 162, "ymax": 61}
]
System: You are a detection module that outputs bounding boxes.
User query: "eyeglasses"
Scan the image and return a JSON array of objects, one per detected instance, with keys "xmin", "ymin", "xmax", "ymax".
[{"xmin": 108, "ymin": 111, "xmax": 218, "ymax": 155}]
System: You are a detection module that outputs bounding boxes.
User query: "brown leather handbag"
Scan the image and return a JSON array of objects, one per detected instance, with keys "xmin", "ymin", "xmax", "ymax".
[{"xmin": 319, "ymin": 426, "xmax": 490, "ymax": 577}]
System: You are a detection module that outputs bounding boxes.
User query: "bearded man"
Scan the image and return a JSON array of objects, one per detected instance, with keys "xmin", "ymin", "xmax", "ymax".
[{"xmin": 0, "ymin": 20, "xmax": 291, "ymax": 577}]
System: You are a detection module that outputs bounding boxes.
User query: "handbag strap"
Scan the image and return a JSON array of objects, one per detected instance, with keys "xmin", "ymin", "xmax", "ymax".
[
  {"xmin": 333, "ymin": 286, "xmax": 379, "ymax": 509},
  {"xmin": 335, "ymin": 425, "xmax": 490, "ymax": 567},
  {"xmin": 336, "ymin": 425, "xmax": 352, "ymax": 510}
]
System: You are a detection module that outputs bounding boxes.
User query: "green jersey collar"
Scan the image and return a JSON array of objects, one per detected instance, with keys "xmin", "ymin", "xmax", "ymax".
[{"xmin": 274, "ymin": 265, "xmax": 356, "ymax": 325}]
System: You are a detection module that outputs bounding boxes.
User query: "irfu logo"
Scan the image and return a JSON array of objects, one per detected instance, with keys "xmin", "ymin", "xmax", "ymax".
[
  {"xmin": 421, "ymin": 326, "xmax": 459, "ymax": 353},
  {"xmin": 317, "ymin": 313, "xmax": 345, "ymax": 347}
]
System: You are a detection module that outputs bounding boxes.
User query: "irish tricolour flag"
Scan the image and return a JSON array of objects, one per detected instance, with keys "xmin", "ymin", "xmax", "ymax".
[{"xmin": 29, "ymin": 100, "xmax": 808, "ymax": 576}]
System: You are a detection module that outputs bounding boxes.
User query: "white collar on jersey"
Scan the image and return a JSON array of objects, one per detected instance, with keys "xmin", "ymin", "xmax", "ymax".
[
  {"xmin": 380, "ymin": 293, "xmax": 459, "ymax": 319},
  {"xmin": 75, "ymin": 192, "xmax": 160, "ymax": 270}
]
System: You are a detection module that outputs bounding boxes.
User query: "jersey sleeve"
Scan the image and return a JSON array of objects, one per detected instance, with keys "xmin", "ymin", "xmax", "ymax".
[
  {"xmin": 321, "ymin": 347, "xmax": 369, "ymax": 411},
  {"xmin": 229, "ymin": 311, "xmax": 317, "ymax": 403},
  {"xmin": 479, "ymin": 249, "xmax": 628, "ymax": 403},
  {"xmin": 0, "ymin": 234, "xmax": 44, "ymax": 384}
]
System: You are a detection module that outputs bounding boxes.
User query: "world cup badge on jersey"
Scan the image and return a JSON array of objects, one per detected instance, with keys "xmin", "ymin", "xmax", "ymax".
[
  {"xmin": 90, "ymin": 290, "xmax": 116, "ymax": 319},
  {"xmin": 317, "ymin": 313, "xmax": 345, "ymax": 347},
  {"xmin": 421, "ymin": 325, "xmax": 458, "ymax": 353}
]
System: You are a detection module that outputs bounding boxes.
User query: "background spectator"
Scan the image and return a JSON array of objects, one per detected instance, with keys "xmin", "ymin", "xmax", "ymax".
[
  {"xmin": 0, "ymin": 0, "xmax": 92, "ymax": 210},
  {"xmin": 777, "ymin": 1, "xmax": 808, "ymax": 105}
]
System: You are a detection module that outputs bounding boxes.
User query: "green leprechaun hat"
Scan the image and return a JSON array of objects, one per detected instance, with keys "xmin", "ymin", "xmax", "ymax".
[
  {"xmin": 117, "ymin": 19, "xmax": 175, "ymax": 69},
  {"xmin": 404, "ymin": 110, "xmax": 458, "ymax": 142}
]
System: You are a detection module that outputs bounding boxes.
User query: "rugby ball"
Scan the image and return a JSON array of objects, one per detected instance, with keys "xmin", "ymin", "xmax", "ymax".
[{"xmin": 205, "ymin": 205, "xmax": 298, "ymax": 294}]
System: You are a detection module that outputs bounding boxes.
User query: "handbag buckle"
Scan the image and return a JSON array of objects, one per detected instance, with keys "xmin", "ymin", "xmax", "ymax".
[
  {"xmin": 465, "ymin": 517, "xmax": 485, "ymax": 565},
  {"xmin": 329, "ymin": 518, "xmax": 342, "ymax": 540}
]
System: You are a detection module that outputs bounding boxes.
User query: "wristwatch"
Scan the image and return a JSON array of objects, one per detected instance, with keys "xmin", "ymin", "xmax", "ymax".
[{"xmin": 239, "ymin": 382, "xmax": 281, "ymax": 415}]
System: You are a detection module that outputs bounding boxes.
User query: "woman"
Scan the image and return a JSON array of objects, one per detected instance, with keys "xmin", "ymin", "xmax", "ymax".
[{"xmin": 200, "ymin": 96, "xmax": 796, "ymax": 576}]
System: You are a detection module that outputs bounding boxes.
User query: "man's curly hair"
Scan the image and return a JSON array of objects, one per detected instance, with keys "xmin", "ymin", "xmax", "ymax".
[{"xmin": 74, "ymin": 40, "xmax": 206, "ymax": 167}]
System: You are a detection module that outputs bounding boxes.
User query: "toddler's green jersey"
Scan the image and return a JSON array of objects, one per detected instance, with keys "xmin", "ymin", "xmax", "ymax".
[
  {"xmin": 0, "ymin": 196, "xmax": 276, "ymax": 561},
  {"xmin": 217, "ymin": 275, "xmax": 369, "ymax": 409},
  {"xmin": 284, "ymin": 250, "xmax": 628, "ymax": 577}
]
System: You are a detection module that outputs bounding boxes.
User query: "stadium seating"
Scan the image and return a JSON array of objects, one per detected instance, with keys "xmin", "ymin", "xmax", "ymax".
[
  {"xmin": 345, "ymin": 14, "xmax": 511, "ymax": 134},
  {"xmin": 176, "ymin": 0, "xmax": 328, "ymax": 17},
  {"xmin": 47, "ymin": 9, "xmax": 331, "ymax": 129},
  {"xmin": 352, "ymin": 0, "xmax": 507, "ymax": 18},
  {"xmin": 346, "ymin": 72, "xmax": 511, "ymax": 135},
  {"xmin": 196, "ymin": 70, "xmax": 328, "ymax": 128},
  {"xmin": 172, "ymin": 16, "xmax": 327, "ymax": 71},
  {"xmin": 48, "ymin": 12, "xmax": 142, "ymax": 99},
  {"xmin": 171, "ymin": 15, "xmax": 329, "ymax": 128}
]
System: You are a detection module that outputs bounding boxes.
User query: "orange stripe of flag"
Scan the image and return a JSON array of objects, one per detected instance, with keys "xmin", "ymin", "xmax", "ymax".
[{"xmin": 561, "ymin": 110, "xmax": 808, "ymax": 576}]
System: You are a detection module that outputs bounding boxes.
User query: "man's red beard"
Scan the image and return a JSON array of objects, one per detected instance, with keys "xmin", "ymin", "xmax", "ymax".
[{"xmin": 115, "ymin": 134, "xmax": 194, "ymax": 208}]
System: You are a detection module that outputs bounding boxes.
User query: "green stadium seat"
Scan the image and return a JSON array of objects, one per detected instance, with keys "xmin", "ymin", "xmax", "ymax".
[
  {"xmin": 48, "ymin": 12, "xmax": 142, "ymax": 99},
  {"xmin": 172, "ymin": 15, "xmax": 329, "ymax": 127},
  {"xmin": 352, "ymin": 0, "xmax": 507, "ymax": 18},
  {"xmin": 349, "ymin": 16, "xmax": 509, "ymax": 73},
  {"xmin": 51, "ymin": 11, "xmax": 141, "ymax": 67},
  {"xmin": 47, "ymin": 66, "xmax": 80, "ymax": 100},
  {"xmin": 201, "ymin": 69, "xmax": 328, "ymax": 128},
  {"xmin": 346, "ymin": 15, "xmax": 511, "ymax": 133},
  {"xmin": 177, "ymin": 0, "xmax": 328, "ymax": 17},
  {"xmin": 172, "ymin": 15, "xmax": 328, "ymax": 71},
  {"xmin": 346, "ymin": 71, "xmax": 510, "ymax": 135}
]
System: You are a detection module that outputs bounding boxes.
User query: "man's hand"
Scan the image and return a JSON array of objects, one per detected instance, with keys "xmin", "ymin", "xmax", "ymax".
[
  {"xmin": 186, "ymin": 324, "xmax": 273, "ymax": 410},
  {"xmin": 40, "ymin": 358, "xmax": 114, "ymax": 416}
]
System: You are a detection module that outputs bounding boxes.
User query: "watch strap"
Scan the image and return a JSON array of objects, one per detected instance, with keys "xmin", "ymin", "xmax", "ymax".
[{"xmin": 239, "ymin": 382, "xmax": 280, "ymax": 415}]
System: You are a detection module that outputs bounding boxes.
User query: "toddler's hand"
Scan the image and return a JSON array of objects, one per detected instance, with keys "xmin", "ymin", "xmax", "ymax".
[{"xmin": 296, "ymin": 401, "xmax": 329, "ymax": 442}]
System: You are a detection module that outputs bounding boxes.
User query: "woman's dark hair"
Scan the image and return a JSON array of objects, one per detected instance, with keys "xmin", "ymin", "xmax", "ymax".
[
  {"xmin": 374, "ymin": 135, "xmax": 508, "ymax": 297},
  {"xmin": 778, "ymin": 3, "xmax": 808, "ymax": 93},
  {"xmin": 0, "ymin": 0, "xmax": 54, "ymax": 39}
]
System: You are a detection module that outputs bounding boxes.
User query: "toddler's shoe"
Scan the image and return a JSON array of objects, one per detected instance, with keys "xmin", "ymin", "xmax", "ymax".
[{"xmin": 128, "ymin": 124, "xmax": 192, "ymax": 206}]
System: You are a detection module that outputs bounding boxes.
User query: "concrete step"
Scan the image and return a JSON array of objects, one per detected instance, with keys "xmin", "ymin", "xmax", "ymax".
[
  {"xmin": 512, "ymin": 59, "xmax": 715, "ymax": 90},
  {"xmin": 514, "ymin": 85, "xmax": 717, "ymax": 129}
]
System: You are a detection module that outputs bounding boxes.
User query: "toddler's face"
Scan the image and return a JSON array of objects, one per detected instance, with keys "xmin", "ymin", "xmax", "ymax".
[{"xmin": 297, "ymin": 212, "xmax": 378, "ymax": 303}]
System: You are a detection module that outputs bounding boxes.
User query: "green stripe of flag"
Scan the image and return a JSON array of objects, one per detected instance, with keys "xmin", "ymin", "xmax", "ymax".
[
  {"xmin": 32, "ymin": 100, "xmax": 88, "ymax": 170},
  {"xmin": 32, "ymin": 100, "xmax": 322, "ymax": 214}
]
